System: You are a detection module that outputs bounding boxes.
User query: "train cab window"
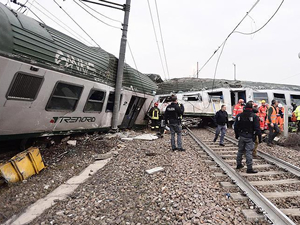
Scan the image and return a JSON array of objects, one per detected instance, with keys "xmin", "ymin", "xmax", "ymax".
[
  {"xmin": 7, "ymin": 73, "xmax": 43, "ymax": 101},
  {"xmin": 46, "ymin": 82, "xmax": 83, "ymax": 111},
  {"xmin": 253, "ymin": 92, "xmax": 268, "ymax": 103},
  {"xmin": 273, "ymin": 93, "xmax": 286, "ymax": 104},
  {"xmin": 208, "ymin": 92, "xmax": 223, "ymax": 103},
  {"xmin": 83, "ymin": 90, "xmax": 106, "ymax": 112},
  {"xmin": 291, "ymin": 94, "xmax": 300, "ymax": 105},
  {"xmin": 106, "ymin": 92, "xmax": 123, "ymax": 112},
  {"xmin": 183, "ymin": 94, "xmax": 202, "ymax": 101}
]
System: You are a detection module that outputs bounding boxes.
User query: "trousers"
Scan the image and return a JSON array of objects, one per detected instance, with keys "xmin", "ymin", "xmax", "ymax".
[
  {"xmin": 236, "ymin": 136, "xmax": 254, "ymax": 169},
  {"xmin": 169, "ymin": 124, "xmax": 182, "ymax": 149},
  {"xmin": 268, "ymin": 124, "xmax": 280, "ymax": 144},
  {"xmin": 214, "ymin": 125, "xmax": 227, "ymax": 144}
]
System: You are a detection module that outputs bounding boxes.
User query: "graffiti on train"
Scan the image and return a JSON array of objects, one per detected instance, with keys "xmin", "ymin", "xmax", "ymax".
[
  {"xmin": 55, "ymin": 50, "xmax": 96, "ymax": 75},
  {"xmin": 50, "ymin": 116, "xmax": 96, "ymax": 123}
]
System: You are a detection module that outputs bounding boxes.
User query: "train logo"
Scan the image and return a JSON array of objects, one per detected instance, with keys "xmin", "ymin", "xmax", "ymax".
[{"xmin": 50, "ymin": 116, "xmax": 96, "ymax": 123}]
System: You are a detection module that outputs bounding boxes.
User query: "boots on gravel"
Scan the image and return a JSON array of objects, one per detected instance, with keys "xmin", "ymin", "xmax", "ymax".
[
  {"xmin": 246, "ymin": 169, "xmax": 258, "ymax": 174},
  {"xmin": 236, "ymin": 164, "xmax": 244, "ymax": 169}
]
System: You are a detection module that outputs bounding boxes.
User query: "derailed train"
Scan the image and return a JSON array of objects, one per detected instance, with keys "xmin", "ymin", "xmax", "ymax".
[
  {"xmin": 0, "ymin": 3, "xmax": 158, "ymax": 141},
  {"xmin": 155, "ymin": 78, "xmax": 300, "ymax": 125}
]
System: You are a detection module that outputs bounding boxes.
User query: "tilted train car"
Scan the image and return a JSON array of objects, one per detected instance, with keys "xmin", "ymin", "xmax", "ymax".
[
  {"xmin": 0, "ymin": 3, "xmax": 158, "ymax": 141},
  {"xmin": 155, "ymin": 78, "xmax": 300, "ymax": 124}
]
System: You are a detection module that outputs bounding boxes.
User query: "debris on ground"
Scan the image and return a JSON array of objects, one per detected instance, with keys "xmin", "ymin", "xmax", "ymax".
[
  {"xmin": 145, "ymin": 167, "xmax": 164, "ymax": 174},
  {"xmin": 67, "ymin": 140, "xmax": 77, "ymax": 146}
]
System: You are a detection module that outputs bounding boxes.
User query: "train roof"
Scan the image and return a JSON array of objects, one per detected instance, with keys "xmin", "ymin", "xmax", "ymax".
[
  {"xmin": 157, "ymin": 77, "xmax": 300, "ymax": 95},
  {"xmin": 0, "ymin": 3, "xmax": 157, "ymax": 95}
]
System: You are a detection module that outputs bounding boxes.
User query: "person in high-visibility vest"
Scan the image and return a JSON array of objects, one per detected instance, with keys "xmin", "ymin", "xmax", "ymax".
[
  {"xmin": 277, "ymin": 104, "xmax": 284, "ymax": 132},
  {"xmin": 258, "ymin": 100, "xmax": 268, "ymax": 131},
  {"xmin": 252, "ymin": 103, "xmax": 260, "ymax": 157},
  {"xmin": 294, "ymin": 105, "xmax": 300, "ymax": 133},
  {"xmin": 148, "ymin": 102, "xmax": 160, "ymax": 130},
  {"xmin": 232, "ymin": 99, "xmax": 244, "ymax": 119},
  {"xmin": 266, "ymin": 100, "xmax": 280, "ymax": 146}
]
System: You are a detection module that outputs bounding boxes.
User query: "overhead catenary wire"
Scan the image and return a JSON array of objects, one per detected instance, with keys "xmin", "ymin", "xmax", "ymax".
[
  {"xmin": 53, "ymin": 0, "xmax": 101, "ymax": 47},
  {"xmin": 197, "ymin": 0, "xmax": 261, "ymax": 75},
  {"xmin": 79, "ymin": 0, "xmax": 122, "ymax": 23},
  {"xmin": 235, "ymin": 0, "xmax": 284, "ymax": 35},
  {"xmin": 154, "ymin": 0, "xmax": 170, "ymax": 80},
  {"xmin": 146, "ymin": 0, "xmax": 166, "ymax": 80},
  {"xmin": 74, "ymin": 0, "xmax": 121, "ymax": 30}
]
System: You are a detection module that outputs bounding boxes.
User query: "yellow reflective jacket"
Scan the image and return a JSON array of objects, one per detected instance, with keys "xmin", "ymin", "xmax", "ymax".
[{"xmin": 294, "ymin": 106, "xmax": 300, "ymax": 121}]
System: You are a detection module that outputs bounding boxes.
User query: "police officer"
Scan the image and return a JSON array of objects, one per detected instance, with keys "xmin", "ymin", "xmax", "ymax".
[
  {"xmin": 234, "ymin": 102, "xmax": 261, "ymax": 173},
  {"xmin": 148, "ymin": 102, "xmax": 160, "ymax": 130},
  {"xmin": 164, "ymin": 95, "xmax": 185, "ymax": 151}
]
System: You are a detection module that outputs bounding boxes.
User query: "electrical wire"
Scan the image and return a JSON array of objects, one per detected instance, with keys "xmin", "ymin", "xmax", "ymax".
[
  {"xmin": 146, "ymin": 0, "xmax": 166, "ymax": 80},
  {"xmin": 211, "ymin": 40, "xmax": 227, "ymax": 91},
  {"xmin": 32, "ymin": 1, "xmax": 94, "ymax": 45},
  {"xmin": 74, "ymin": 0, "xmax": 121, "ymax": 29},
  {"xmin": 235, "ymin": 0, "xmax": 284, "ymax": 35},
  {"xmin": 197, "ymin": 0, "xmax": 260, "ymax": 75},
  {"xmin": 154, "ymin": 0, "xmax": 170, "ymax": 80},
  {"xmin": 127, "ymin": 41, "xmax": 138, "ymax": 70},
  {"xmin": 25, "ymin": 6, "xmax": 45, "ymax": 24},
  {"xmin": 79, "ymin": 0, "xmax": 122, "ymax": 23},
  {"xmin": 53, "ymin": 0, "xmax": 101, "ymax": 47}
]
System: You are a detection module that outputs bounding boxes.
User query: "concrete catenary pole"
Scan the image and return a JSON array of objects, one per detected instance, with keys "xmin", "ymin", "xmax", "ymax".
[
  {"xmin": 284, "ymin": 105, "xmax": 288, "ymax": 137},
  {"xmin": 111, "ymin": 0, "xmax": 131, "ymax": 131}
]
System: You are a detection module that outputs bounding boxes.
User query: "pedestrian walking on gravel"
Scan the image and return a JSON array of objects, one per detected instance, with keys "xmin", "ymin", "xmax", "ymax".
[
  {"xmin": 213, "ymin": 105, "xmax": 228, "ymax": 146},
  {"xmin": 234, "ymin": 102, "xmax": 262, "ymax": 173},
  {"xmin": 266, "ymin": 100, "xmax": 280, "ymax": 146},
  {"xmin": 164, "ymin": 95, "xmax": 185, "ymax": 151}
]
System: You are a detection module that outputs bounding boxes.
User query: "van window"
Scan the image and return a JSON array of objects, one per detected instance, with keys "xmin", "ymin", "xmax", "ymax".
[
  {"xmin": 84, "ymin": 90, "xmax": 106, "ymax": 112},
  {"xmin": 7, "ymin": 73, "xmax": 43, "ymax": 101},
  {"xmin": 253, "ymin": 92, "xmax": 268, "ymax": 103},
  {"xmin": 46, "ymin": 82, "xmax": 83, "ymax": 111},
  {"xmin": 273, "ymin": 93, "xmax": 286, "ymax": 104},
  {"xmin": 183, "ymin": 94, "xmax": 202, "ymax": 101}
]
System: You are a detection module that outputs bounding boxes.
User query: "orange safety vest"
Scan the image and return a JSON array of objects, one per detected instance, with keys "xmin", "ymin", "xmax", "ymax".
[
  {"xmin": 233, "ymin": 104, "xmax": 244, "ymax": 117},
  {"xmin": 266, "ymin": 106, "xmax": 278, "ymax": 124}
]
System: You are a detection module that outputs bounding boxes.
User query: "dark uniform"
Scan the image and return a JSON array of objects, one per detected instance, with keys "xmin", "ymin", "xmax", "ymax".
[
  {"xmin": 234, "ymin": 103, "xmax": 261, "ymax": 173},
  {"xmin": 164, "ymin": 101, "xmax": 184, "ymax": 151}
]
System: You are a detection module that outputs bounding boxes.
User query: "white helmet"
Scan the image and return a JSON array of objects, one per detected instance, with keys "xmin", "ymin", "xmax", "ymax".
[{"xmin": 278, "ymin": 103, "xmax": 283, "ymax": 108}]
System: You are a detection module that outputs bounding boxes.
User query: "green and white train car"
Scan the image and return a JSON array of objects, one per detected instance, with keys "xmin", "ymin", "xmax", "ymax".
[{"xmin": 0, "ymin": 3, "xmax": 158, "ymax": 141}]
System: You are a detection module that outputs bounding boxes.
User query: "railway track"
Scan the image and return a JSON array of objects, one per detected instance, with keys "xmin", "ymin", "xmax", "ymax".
[{"xmin": 187, "ymin": 127, "xmax": 300, "ymax": 225}]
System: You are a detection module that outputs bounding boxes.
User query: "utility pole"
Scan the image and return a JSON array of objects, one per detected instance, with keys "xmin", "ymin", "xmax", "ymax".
[
  {"xmin": 111, "ymin": 0, "xmax": 131, "ymax": 131},
  {"xmin": 197, "ymin": 62, "xmax": 199, "ymax": 78},
  {"xmin": 233, "ymin": 63, "xmax": 236, "ymax": 80}
]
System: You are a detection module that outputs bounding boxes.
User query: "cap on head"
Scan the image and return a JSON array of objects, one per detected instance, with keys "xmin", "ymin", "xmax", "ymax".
[
  {"xmin": 278, "ymin": 103, "xmax": 283, "ymax": 108},
  {"xmin": 171, "ymin": 95, "xmax": 177, "ymax": 102},
  {"xmin": 261, "ymin": 100, "xmax": 266, "ymax": 104},
  {"xmin": 154, "ymin": 102, "xmax": 159, "ymax": 107},
  {"xmin": 238, "ymin": 99, "xmax": 244, "ymax": 103}
]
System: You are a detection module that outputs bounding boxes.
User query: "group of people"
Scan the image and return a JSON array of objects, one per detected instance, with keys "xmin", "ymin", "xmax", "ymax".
[
  {"xmin": 213, "ymin": 99, "xmax": 285, "ymax": 173},
  {"xmin": 148, "ymin": 95, "xmax": 185, "ymax": 151}
]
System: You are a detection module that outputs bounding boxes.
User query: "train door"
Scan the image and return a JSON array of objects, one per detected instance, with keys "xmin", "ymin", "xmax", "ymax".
[
  {"xmin": 120, "ymin": 96, "xmax": 146, "ymax": 129},
  {"xmin": 230, "ymin": 90, "xmax": 246, "ymax": 108}
]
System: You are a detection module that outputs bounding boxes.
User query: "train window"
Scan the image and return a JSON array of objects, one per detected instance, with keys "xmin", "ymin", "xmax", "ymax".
[
  {"xmin": 208, "ymin": 92, "xmax": 223, "ymax": 102},
  {"xmin": 7, "ymin": 73, "xmax": 43, "ymax": 101},
  {"xmin": 46, "ymin": 82, "xmax": 83, "ymax": 111},
  {"xmin": 273, "ymin": 93, "xmax": 286, "ymax": 104},
  {"xmin": 83, "ymin": 90, "xmax": 106, "ymax": 112},
  {"xmin": 253, "ymin": 92, "xmax": 268, "ymax": 103},
  {"xmin": 183, "ymin": 94, "xmax": 202, "ymax": 101},
  {"xmin": 106, "ymin": 92, "xmax": 123, "ymax": 112},
  {"xmin": 291, "ymin": 94, "xmax": 300, "ymax": 105},
  {"xmin": 159, "ymin": 96, "xmax": 172, "ymax": 103}
]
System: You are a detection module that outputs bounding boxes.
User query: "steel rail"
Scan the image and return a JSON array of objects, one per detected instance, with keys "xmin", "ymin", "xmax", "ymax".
[
  {"xmin": 187, "ymin": 127, "xmax": 296, "ymax": 225},
  {"xmin": 206, "ymin": 127, "xmax": 300, "ymax": 178}
]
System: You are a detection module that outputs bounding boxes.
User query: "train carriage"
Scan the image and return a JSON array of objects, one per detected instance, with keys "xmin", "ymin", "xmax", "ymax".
[{"xmin": 0, "ymin": 3, "xmax": 158, "ymax": 141}]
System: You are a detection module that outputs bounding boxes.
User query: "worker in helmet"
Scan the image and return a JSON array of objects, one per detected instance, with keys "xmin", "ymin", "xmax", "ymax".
[
  {"xmin": 277, "ymin": 103, "xmax": 284, "ymax": 132},
  {"xmin": 148, "ymin": 102, "xmax": 160, "ymax": 130},
  {"xmin": 232, "ymin": 99, "xmax": 244, "ymax": 119},
  {"xmin": 258, "ymin": 100, "xmax": 268, "ymax": 131}
]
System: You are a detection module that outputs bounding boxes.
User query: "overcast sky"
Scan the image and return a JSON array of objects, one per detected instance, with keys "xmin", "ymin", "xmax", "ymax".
[{"xmin": 1, "ymin": 0, "xmax": 300, "ymax": 85}]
